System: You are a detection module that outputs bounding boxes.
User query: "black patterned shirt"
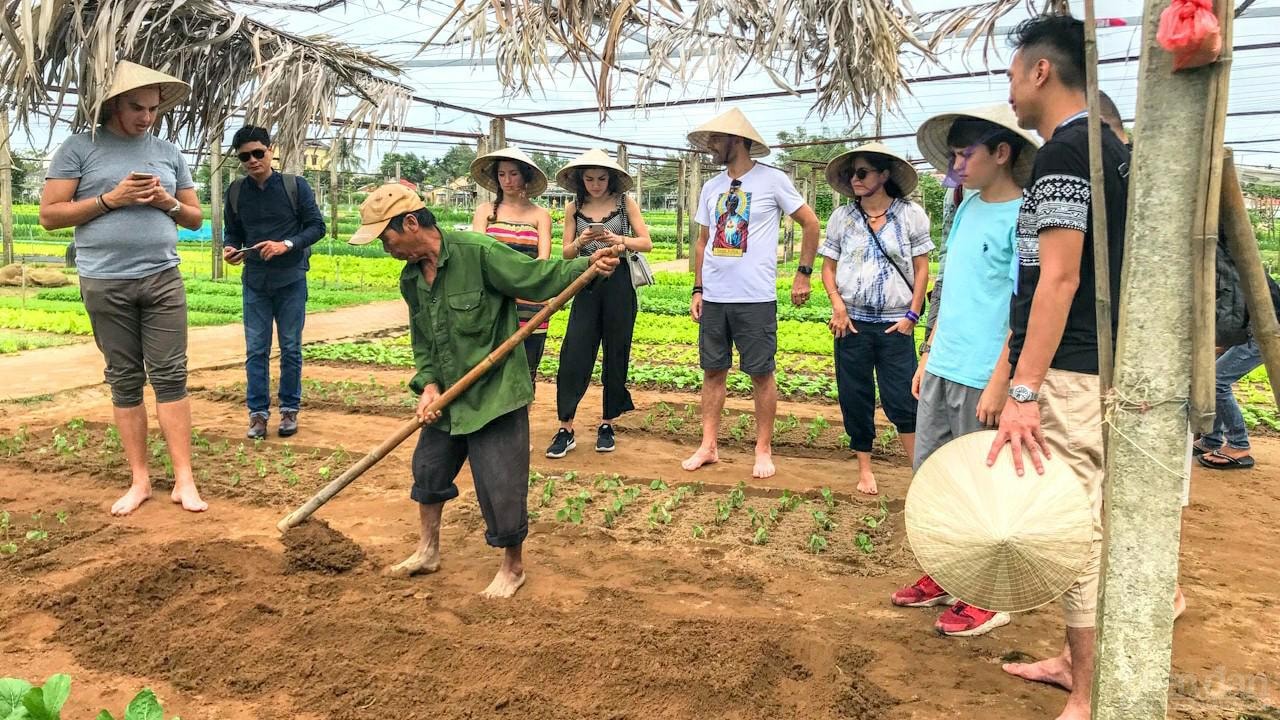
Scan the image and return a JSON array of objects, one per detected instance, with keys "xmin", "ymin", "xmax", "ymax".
[{"xmin": 1008, "ymin": 115, "xmax": 1131, "ymax": 374}]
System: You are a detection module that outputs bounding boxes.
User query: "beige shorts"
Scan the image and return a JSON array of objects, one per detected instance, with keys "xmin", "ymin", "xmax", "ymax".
[{"xmin": 1038, "ymin": 369, "xmax": 1104, "ymax": 629}]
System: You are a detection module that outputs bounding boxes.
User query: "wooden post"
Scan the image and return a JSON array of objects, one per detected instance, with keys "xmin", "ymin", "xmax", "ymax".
[
  {"xmin": 633, "ymin": 164, "xmax": 643, "ymax": 205},
  {"xmin": 0, "ymin": 113, "xmax": 13, "ymax": 266},
  {"xmin": 329, "ymin": 143, "xmax": 340, "ymax": 245},
  {"xmin": 783, "ymin": 164, "xmax": 797, "ymax": 264},
  {"xmin": 1221, "ymin": 150, "xmax": 1280, "ymax": 409},
  {"xmin": 686, "ymin": 152, "xmax": 701, "ymax": 273},
  {"xmin": 476, "ymin": 135, "xmax": 492, "ymax": 207},
  {"xmin": 1188, "ymin": 0, "xmax": 1234, "ymax": 433},
  {"xmin": 208, "ymin": 130, "xmax": 225, "ymax": 280},
  {"xmin": 1091, "ymin": 2, "xmax": 1228, "ymax": 716},
  {"xmin": 616, "ymin": 143, "xmax": 628, "ymax": 170},
  {"xmin": 489, "ymin": 118, "xmax": 506, "ymax": 150},
  {"xmin": 675, "ymin": 157, "xmax": 686, "ymax": 260},
  {"xmin": 1083, "ymin": 0, "xmax": 1114, "ymax": 395}
]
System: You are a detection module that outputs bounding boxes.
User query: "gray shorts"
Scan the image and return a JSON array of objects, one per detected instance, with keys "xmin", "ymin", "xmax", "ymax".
[
  {"xmin": 79, "ymin": 266, "xmax": 189, "ymax": 408},
  {"xmin": 698, "ymin": 301, "xmax": 777, "ymax": 376},
  {"xmin": 411, "ymin": 407, "xmax": 529, "ymax": 548},
  {"xmin": 913, "ymin": 371, "xmax": 987, "ymax": 472}
]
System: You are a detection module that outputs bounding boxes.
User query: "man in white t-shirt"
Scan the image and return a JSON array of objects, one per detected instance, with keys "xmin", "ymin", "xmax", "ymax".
[{"xmin": 682, "ymin": 108, "xmax": 821, "ymax": 479}]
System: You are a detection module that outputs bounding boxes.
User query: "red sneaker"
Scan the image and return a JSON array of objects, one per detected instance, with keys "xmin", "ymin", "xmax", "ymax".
[
  {"xmin": 934, "ymin": 602, "xmax": 1011, "ymax": 637},
  {"xmin": 891, "ymin": 574, "xmax": 955, "ymax": 608}
]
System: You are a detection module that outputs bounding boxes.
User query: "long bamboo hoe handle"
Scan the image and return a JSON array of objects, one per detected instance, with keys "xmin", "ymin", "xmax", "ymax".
[{"xmin": 276, "ymin": 252, "xmax": 618, "ymax": 532}]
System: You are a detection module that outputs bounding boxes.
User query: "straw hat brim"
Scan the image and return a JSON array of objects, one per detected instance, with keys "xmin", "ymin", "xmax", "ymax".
[
  {"xmin": 555, "ymin": 149, "xmax": 634, "ymax": 194},
  {"xmin": 469, "ymin": 147, "xmax": 548, "ymax": 197},
  {"xmin": 687, "ymin": 108, "xmax": 770, "ymax": 158},
  {"xmin": 916, "ymin": 104, "xmax": 1041, "ymax": 188},
  {"xmin": 826, "ymin": 143, "xmax": 919, "ymax": 199},
  {"xmin": 905, "ymin": 430, "xmax": 1095, "ymax": 613},
  {"xmin": 101, "ymin": 61, "xmax": 190, "ymax": 119}
]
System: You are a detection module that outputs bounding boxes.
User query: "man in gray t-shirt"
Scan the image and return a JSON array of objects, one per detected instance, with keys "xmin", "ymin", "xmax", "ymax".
[{"xmin": 39, "ymin": 60, "xmax": 208, "ymax": 517}]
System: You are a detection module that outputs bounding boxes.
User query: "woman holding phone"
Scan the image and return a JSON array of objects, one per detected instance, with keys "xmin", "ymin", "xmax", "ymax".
[
  {"xmin": 470, "ymin": 147, "xmax": 554, "ymax": 384},
  {"xmin": 38, "ymin": 61, "xmax": 207, "ymax": 516},
  {"xmin": 545, "ymin": 149, "xmax": 651, "ymax": 458}
]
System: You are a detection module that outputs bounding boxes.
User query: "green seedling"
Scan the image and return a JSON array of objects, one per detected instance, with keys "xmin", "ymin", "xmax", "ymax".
[
  {"xmin": 282, "ymin": 468, "xmax": 300, "ymax": 486},
  {"xmin": 820, "ymin": 487, "xmax": 836, "ymax": 509},
  {"xmin": 877, "ymin": 425, "xmax": 899, "ymax": 453},
  {"xmin": 713, "ymin": 500, "xmax": 731, "ymax": 524},
  {"xmin": 66, "ymin": 418, "xmax": 86, "ymax": 431},
  {"xmin": 539, "ymin": 477, "xmax": 557, "ymax": 508},
  {"xmin": 862, "ymin": 500, "xmax": 889, "ymax": 530},
  {"xmin": 0, "ymin": 510, "xmax": 15, "ymax": 554},
  {"xmin": 255, "ymin": 458, "xmax": 268, "ymax": 480},
  {"xmin": 528, "ymin": 471, "xmax": 545, "ymax": 488},
  {"xmin": 647, "ymin": 502, "xmax": 672, "ymax": 528},
  {"xmin": 752, "ymin": 526, "xmax": 769, "ymax": 545},
  {"xmin": 556, "ymin": 490, "xmax": 591, "ymax": 524},
  {"xmin": 229, "ymin": 473, "xmax": 242, "ymax": 487},
  {"xmin": 595, "ymin": 474, "xmax": 623, "ymax": 492},
  {"xmin": 777, "ymin": 490, "xmax": 803, "ymax": 513},
  {"xmin": 56, "ymin": 511, "xmax": 68, "ymax": 525},
  {"xmin": 235, "ymin": 443, "xmax": 248, "ymax": 466},
  {"xmin": 807, "ymin": 533, "xmax": 829, "ymax": 554},
  {"xmin": 318, "ymin": 466, "xmax": 331, "ymax": 480},
  {"xmin": 692, "ymin": 525, "xmax": 706, "ymax": 539},
  {"xmin": 805, "ymin": 415, "xmax": 830, "ymax": 445},
  {"xmin": 811, "ymin": 509, "xmax": 835, "ymax": 533},
  {"xmin": 563, "ymin": 470, "xmax": 578, "ymax": 483},
  {"xmin": 855, "ymin": 532, "xmax": 875, "ymax": 554},
  {"xmin": 665, "ymin": 416, "xmax": 684, "ymax": 433},
  {"xmin": 728, "ymin": 481, "xmax": 746, "ymax": 510},
  {"xmin": 747, "ymin": 508, "xmax": 765, "ymax": 530},
  {"xmin": 641, "ymin": 412, "xmax": 655, "ymax": 429},
  {"xmin": 768, "ymin": 508, "xmax": 780, "ymax": 524},
  {"xmin": 649, "ymin": 479, "xmax": 668, "ymax": 491}
]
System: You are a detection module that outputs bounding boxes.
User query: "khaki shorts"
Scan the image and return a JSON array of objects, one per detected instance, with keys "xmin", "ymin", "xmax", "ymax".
[{"xmin": 1038, "ymin": 369, "xmax": 1104, "ymax": 629}]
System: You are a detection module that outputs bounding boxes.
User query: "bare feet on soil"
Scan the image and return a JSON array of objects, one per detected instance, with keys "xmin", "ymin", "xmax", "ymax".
[
  {"xmin": 383, "ymin": 546, "xmax": 441, "ymax": 577},
  {"xmin": 857, "ymin": 468, "xmax": 879, "ymax": 496},
  {"xmin": 1003, "ymin": 648, "xmax": 1073, "ymax": 692},
  {"xmin": 681, "ymin": 446, "xmax": 719, "ymax": 472},
  {"xmin": 752, "ymin": 451, "xmax": 776, "ymax": 479},
  {"xmin": 171, "ymin": 481, "xmax": 208, "ymax": 513},
  {"xmin": 110, "ymin": 482, "xmax": 152, "ymax": 516},
  {"xmin": 480, "ymin": 568, "xmax": 527, "ymax": 599}
]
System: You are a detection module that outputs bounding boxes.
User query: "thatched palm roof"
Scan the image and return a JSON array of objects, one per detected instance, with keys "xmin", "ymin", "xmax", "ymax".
[{"xmin": 0, "ymin": 0, "xmax": 410, "ymax": 161}]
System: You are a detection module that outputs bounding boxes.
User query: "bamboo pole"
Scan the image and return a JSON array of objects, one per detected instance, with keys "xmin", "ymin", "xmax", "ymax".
[
  {"xmin": 1091, "ymin": 2, "xmax": 1226, "ymax": 716},
  {"xmin": 0, "ymin": 113, "xmax": 13, "ymax": 266},
  {"xmin": 686, "ymin": 152, "xmax": 701, "ymax": 273},
  {"xmin": 1188, "ymin": 0, "xmax": 1234, "ymax": 433},
  {"xmin": 277, "ymin": 253, "xmax": 617, "ymax": 532},
  {"xmin": 476, "ymin": 135, "xmax": 492, "ymax": 206},
  {"xmin": 783, "ymin": 164, "xmax": 797, "ymax": 263},
  {"xmin": 1084, "ymin": 0, "xmax": 1114, "ymax": 395},
  {"xmin": 1221, "ymin": 150, "xmax": 1280, "ymax": 409},
  {"xmin": 329, "ymin": 144, "xmax": 340, "ymax": 244},
  {"xmin": 675, "ymin": 157, "xmax": 686, "ymax": 260},
  {"xmin": 489, "ymin": 118, "xmax": 507, "ymax": 150},
  {"xmin": 208, "ymin": 131, "xmax": 225, "ymax": 280},
  {"xmin": 616, "ymin": 143, "xmax": 628, "ymax": 171}
]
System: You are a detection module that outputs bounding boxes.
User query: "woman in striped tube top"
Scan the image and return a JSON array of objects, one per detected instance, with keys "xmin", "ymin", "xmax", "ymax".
[{"xmin": 469, "ymin": 147, "xmax": 554, "ymax": 386}]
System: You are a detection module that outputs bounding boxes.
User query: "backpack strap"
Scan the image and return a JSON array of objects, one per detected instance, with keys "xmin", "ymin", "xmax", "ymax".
[
  {"xmin": 282, "ymin": 173, "xmax": 299, "ymax": 214},
  {"xmin": 228, "ymin": 177, "xmax": 245, "ymax": 218}
]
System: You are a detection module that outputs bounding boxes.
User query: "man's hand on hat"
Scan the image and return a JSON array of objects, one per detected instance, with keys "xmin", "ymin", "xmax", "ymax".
[
  {"xmin": 254, "ymin": 240, "xmax": 291, "ymax": 261},
  {"xmin": 588, "ymin": 246, "xmax": 622, "ymax": 276}
]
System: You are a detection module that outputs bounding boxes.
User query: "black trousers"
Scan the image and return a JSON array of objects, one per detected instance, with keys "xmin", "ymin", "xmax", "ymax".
[
  {"xmin": 835, "ymin": 321, "xmax": 918, "ymax": 452},
  {"xmin": 555, "ymin": 271, "xmax": 637, "ymax": 422}
]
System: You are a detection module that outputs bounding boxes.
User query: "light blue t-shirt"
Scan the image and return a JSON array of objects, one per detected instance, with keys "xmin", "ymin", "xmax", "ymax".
[
  {"xmin": 926, "ymin": 194, "xmax": 1021, "ymax": 389},
  {"xmin": 45, "ymin": 128, "xmax": 194, "ymax": 280}
]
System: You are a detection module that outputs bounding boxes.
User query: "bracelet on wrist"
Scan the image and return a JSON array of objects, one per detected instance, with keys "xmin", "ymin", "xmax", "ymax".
[
  {"xmin": 96, "ymin": 194, "xmax": 114, "ymax": 213},
  {"xmin": 692, "ymin": 285, "xmax": 703, "ymax": 296},
  {"xmin": 904, "ymin": 310, "xmax": 920, "ymax": 323}
]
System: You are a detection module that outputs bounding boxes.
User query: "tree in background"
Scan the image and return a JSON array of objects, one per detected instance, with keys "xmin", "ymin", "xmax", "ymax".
[
  {"xmin": 528, "ymin": 151, "xmax": 564, "ymax": 182},
  {"xmin": 379, "ymin": 152, "xmax": 428, "ymax": 183},
  {"xmin": 774, "ymin": 126, "xmax": 858, "ymax": 166},
  {"xmin": 918, "ymin": 173, "xmax": 944, "ymax": 232},
  {"xmin": 426, "ymin": 143, "xmax": 477, "ymax": 185}
]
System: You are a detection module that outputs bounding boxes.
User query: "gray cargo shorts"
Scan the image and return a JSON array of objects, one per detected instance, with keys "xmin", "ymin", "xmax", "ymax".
[{"xmin": 698, "ymin": 300, "xmax": 777, "ymax": 376}]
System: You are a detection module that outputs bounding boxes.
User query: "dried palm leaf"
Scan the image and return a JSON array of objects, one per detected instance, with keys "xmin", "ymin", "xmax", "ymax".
[{"xmin": 0, "ymin": 0, "xmax": 410, "ymax": 163}]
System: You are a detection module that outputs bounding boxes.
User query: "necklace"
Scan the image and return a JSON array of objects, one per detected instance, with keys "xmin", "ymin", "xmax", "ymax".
[{"xmin": 860, "ymin": 206, "xmax": 890, "ymax": 221}]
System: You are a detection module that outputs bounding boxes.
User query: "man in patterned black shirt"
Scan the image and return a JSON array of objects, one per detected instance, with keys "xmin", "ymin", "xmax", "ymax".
[{"xmin": 986, "ymin": 14, "xmax": 1131, "ymax": 720}]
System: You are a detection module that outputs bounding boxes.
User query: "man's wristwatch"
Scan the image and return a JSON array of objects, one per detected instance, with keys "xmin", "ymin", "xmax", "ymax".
[
  {"xmin": 283, "ymin": 239, "xmax": 295, "ymax": 250},
  {"xmin": 165, "ymin": 201, "xmax": 182, "ymax": 217},
  {"xmin": 918, "ymin": 342, "xmax": 930, "ymax": 355},
  {"xmin": 1009, "ymin": 384, "xmax": 1039, "ymax": 403},
  {"xmin": 797, "ymin": 265, "xmax": 813, "ymax": 276}
]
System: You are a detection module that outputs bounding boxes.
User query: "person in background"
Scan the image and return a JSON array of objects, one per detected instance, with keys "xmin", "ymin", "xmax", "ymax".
[
  {"xmin": 546, "ymin": 149, "xmax": 653, "ymax": 458},
  {"xmin": 821, "ymin": 143, "xmax": 932, "ymax": 496},
  {"xmin": 471, "ymin": 147, "xmax": 554, "ymax": 385},
  {"xmin": 893, "ymin": 104, "xmax": 1039, "ymax": 637},
  {"xmin": 681, "ymin": 108, "xmax": 821, "ymax": 480},
  {"xmin": 39, "ymin": 61, "xmax": 206, "ymax": 516},
  {"xmin": 222, "ymin": 125, "xmax": 326, "ymax": 440}
]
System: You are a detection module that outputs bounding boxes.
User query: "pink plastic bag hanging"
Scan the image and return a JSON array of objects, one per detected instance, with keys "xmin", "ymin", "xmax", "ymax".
[{"xmin": 1156, "ymin": 0, "xmax": 1223, "ymax": 71}]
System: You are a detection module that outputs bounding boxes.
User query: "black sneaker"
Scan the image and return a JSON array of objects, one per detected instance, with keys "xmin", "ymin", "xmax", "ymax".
[
  {"xmin": 596, "ymin": 424, "xmax": 616, "ymax": 453},
  {"xmin": 546, "ymin": 428, "xmax": 576, "ymax": 458}
]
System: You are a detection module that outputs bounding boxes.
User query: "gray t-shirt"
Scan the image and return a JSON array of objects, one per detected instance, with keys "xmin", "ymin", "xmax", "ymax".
[{"xmin": 46, "ymin": 129, "xmax": 194, "ymax": 280}]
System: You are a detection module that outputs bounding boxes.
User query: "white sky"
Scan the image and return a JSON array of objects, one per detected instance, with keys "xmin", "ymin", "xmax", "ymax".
[{"xmin": 13, "ymin": 0, "xmax": 1280, "ymax": 171}]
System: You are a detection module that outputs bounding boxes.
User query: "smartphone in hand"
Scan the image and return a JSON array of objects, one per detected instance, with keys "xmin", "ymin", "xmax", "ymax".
[
  {"xmin": 130, "ymin": 171, "xmax": 156, "ymax": 181},
  {"xmin": 585, "ymin": 223, "xmax": 608, "ymax": 235}
]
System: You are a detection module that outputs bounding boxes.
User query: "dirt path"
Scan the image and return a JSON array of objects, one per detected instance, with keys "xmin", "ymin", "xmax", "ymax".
[
  {"xmin": 0, "ymin": 300, "xmax": 407, "ymax": 402},
  {"xmin": 1, "ymin": 364, "xmax": 1278, "ymax": 719}
]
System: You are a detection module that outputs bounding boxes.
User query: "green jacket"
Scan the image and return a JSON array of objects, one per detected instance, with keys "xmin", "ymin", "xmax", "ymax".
[{"xmin": 400, "ymin": 230, "xmax": 591, "ymax": 435}]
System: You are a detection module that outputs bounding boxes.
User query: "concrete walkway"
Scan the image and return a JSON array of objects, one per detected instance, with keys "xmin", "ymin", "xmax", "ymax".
[{"xmin": 0, "ymin": 300, "xmax": 408, "ymax": 401}]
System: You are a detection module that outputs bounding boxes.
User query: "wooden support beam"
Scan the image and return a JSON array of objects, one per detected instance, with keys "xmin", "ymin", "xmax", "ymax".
[
  {"xmin": 489, "ymin": 118, "xmax": 506, "ymax": 150},
  {"xmin": 1092, "ymin": 1, "xmax": 1228, "ymax": 716},
  {"xmin": 675, "ymin": 157, "xmax": 686, "ymax": 260},
  {"xmin": 476, "ymin": 135, "xmax": 492, "ymax": 206},
  {"xmin": 1084, "ymin": 0, "xmax": 1115, "ymax": 395},
  {"xmin": 208, "ymin": 130, "xmax": 225, "ymax": 281},
  {"xmin": 0, "ymin": 113, "xmax": 13, "ymax": 266},
  {"xmin": 783, "ymin": 165, "xmax": 797, "ymax": 264},
  {"xmin": 616, "ymin": 143, "xmax": 628, "ymax": 170},
  {"xmin": 329, "ymin": 144, "xmax": 340, "ymax": 245},
  {"xmin": 686, "ymin": 152, "xmax": 701, "ymax": 273}
]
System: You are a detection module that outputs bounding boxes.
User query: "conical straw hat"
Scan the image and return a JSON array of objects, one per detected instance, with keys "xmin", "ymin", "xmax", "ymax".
[
  {"xmin": 916, "ymin": 103, "xmax": 1041, "ymax": 188},
  {"xmin": 469, "ymin": 146, "xmax": 548, "ymax": 197},
  {"xmin": 100, "ymin": 61, "xmax": 190, "ymax": 119},
  {"xmin": 555, "ymin": 148, "xmax": 634, "ymax": 194},
  {"xmin": 906, "ymin": 430, "xmax": 1094, "ymax": 613},
  {"xmin": 826, "ymin": 142, "xmax": 919, "ymax": 199},
  {"xmin": 687, "ymin": 107, "xmax": 770, "ymax": 158}
]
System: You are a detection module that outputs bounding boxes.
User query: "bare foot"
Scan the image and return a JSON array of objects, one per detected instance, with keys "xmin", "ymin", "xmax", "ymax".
[
  {"xmin": 480, "ymin": 566, "xmax": 527, "ymax": 599},
  {"xmin": 857, "ymin": 468, "xmax": 878, "ymax": 496},
  {"xmin": 383, "ymin": 546, "xmax": 441, "ymax": 577},
  {"xmin": 1054, "ymin": 699, "xmax": 1091, "ymax": 720},
  {"xmin": 170, "ymin": 482, "xmax": 208, "ymax": 513},
  {"xmin": 682, "ymin": 446, "xmax": 719, "ymax": 472},
  {"xmin": 1003, "ymin": 653, "xmax": 1073, "ymax": 692},
  {"xmin": 1174, "ymin": 585, "xmax": 1187, "ymax": 621},
  {"xmin": 111, "ymin": 483, "xmax": 152, "ymax": 516},
  {"xmin": 752, "ymin": 451, "xmax": 775, "ymax": 479}
]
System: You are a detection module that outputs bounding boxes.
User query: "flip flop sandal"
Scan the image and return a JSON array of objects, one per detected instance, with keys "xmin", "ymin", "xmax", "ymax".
[
  {"xmin": 1191, "ymin": 441, "xmax": 1219, "ymax": 457},
  {"xmin": 1197, "ymin": 451, "xmax": 1255, "ymax": 470}
]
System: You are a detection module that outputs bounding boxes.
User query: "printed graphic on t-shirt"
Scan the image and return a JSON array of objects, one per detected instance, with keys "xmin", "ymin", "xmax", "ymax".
[
  {"xmin": 1015, "ymin": 173, "xmax": 1089, "ymax": 268},
  {"xmin": 713, "ymin": 187, "xmax": 751, "ymax": 257}
]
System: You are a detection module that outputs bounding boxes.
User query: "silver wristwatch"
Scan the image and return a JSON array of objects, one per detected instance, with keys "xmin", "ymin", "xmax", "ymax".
[
  {"xmin": 283, "ymin": 239, "xmax": 295, "ymax": 250},
  {"xmin": 166, "ymin": 201, "xmax": 182, "ymax": 217},
  {"xmin": 1009, "ymin": 384, "xmax": 1039, "ymax": 403}
]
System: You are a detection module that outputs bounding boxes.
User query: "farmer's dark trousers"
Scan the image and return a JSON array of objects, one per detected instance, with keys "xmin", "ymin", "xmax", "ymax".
[
  {"xmin": 243, "ymin": 278, "xmax": 308, "ymax": 419},
  {"xmin": 80, "ymin": 267, "xmax": 189, "ymax": 408},
  {"xmin": 556, "ymin": 270, "xmax": 637, "ymax": 422},
  {"xmin": 410, "ymin": 407, "xmax": 529, "ymax": 548},
  {"xmin": 835, "ymin": 321, "xmax": 918, "ymax": 452}
]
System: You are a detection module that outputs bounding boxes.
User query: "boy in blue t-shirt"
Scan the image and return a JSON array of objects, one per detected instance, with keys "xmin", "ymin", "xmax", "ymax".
[{"xmin": 891, "ymin": 106, "xmax": 1039, "ymax": 637}]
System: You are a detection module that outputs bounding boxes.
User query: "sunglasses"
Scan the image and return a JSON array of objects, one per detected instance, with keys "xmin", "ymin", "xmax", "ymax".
[
  {"xmin": 850, "ymin": 167, "xmax": 879, "ymax": 181},
  {"xmin": 237, "ymin": 148, "xmax": 267, "ymax": 163}
]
